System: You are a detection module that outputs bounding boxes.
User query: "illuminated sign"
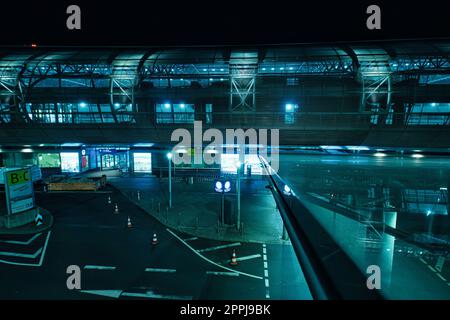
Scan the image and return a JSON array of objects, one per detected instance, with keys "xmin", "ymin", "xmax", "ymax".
[{"xmin": 4, "ymin": 168, "xmax": 35, "ymax": 215}]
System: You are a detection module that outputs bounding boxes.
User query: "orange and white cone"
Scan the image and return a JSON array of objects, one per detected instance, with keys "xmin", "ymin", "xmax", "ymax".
[
  {"xmin": 152, "ymin": 233, "xmax": 159, "ymax": 245},
  {"xmin": 108, "ymin": 196, "xmax": 112, "ymax": 204},
  {"xmin": 127, "ymin": 216, "xmax": 132, "ymax": 228},
  {"xmin": 230, "ymin": 250, "xmax": 238, "ymax": 266},
  {"xmin": 114, "ymin": 203, "xmax": 119, "ymax": 214}
]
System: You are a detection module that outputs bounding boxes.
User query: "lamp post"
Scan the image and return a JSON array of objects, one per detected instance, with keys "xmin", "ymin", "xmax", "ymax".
[
  {"xmin": 167, "ymin": 152, "xmax": 173, "ymax": 208},
  {"xmin": 236, "ymin": 161, "xmax": 241, "ymax": 231},
  {"xmin": 215, "ymin": 180, "xmax": 231, "ymax": 225}
]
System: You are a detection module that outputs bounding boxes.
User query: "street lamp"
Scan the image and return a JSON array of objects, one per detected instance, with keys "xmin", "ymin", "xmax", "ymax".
[
  {"xmin": 214, "ymin": 179, "xmax": 231, "ymax": 224},
  {"xmin": 235, "ymin": 161, "xmax": 242, "ymax": 231},
  {"xmin": 167, "ymin": 152, "xmax": 173, "ymax": 208}
]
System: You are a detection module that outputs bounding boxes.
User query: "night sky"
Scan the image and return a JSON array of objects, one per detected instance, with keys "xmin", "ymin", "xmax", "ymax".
[{"xmin": 0, "ymin": 0, "xmax": 449, "ymax": 46}]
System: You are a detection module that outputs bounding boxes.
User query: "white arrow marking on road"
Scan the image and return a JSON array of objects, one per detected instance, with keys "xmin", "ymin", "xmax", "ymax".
[
  {"xmin": 197, "ymin": 242, "xmax": 241, "ymax": 253},
  {"xmin": 0, "ymin": 231, "xmax": 51, "ymax": 267},
  {"xmin": 167, "ymin": 228, "xmax": 263, "ymax": 280},
  {"xmin": 84, "ymin": 265, "xmax": 117, "ymax": 270},
  {"xmin": 206, "ymin": 271, "xmax": 239, "ymax": 277},
  {"xmin": 145, "ymin": 268, "xmax": 176, "ymax": 273},
  {"xmin": 0, "ymin": 247, "xmax": 43, "ymax": 258},
  {"xmin": 121, "ymin": 291, "xmax": 191, "ymax": 300},
  {"xmin": 0, "ymin": 233, "xmax": 42, "ymax": 245},
  {"xmin": 79, "ymin": 290, "xmax": 123, "ymax": 298}
]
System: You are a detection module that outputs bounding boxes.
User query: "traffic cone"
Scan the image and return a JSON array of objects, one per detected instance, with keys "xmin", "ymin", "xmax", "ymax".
[
  {"xmin": 127, "ymin": 216, "xmax": 132, "ymax": 228},
  {"xmin": 108, "ymin": 196, "xmax": 112, "ymax": 204},
  {"xmin": 114, "ymin": 203, "xmax": 119, "ymax": 214},
  {"xmin": 230, "ymin": 250, "xmax": 238, "ymax": 266},
  {"xmin": 152, "ymin": 233, "xmax": 159, "ymax": 245}
]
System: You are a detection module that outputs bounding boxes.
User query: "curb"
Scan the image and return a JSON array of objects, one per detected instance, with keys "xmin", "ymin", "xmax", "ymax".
[{"xmin": 0, "ymin": 208, "xmax": 54, "ymax": 235}]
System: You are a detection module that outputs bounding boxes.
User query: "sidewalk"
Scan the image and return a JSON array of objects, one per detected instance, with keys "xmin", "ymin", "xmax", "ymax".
[{"xmin": 108, "ymin": 175, "xmax": 287, "ymax": 244}]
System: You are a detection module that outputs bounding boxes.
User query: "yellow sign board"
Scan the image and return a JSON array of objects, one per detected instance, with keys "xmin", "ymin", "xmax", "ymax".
[{"xmin": 6, "ymin": 169, "xmax": 30, "ymax": 185}]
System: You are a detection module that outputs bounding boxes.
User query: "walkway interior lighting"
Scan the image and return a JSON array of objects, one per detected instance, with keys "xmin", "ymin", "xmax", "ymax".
[
  {"xmin": 285, "ymin": 104, "xmax": 293, "ymax": 111},
  {"xmin": 412, "ymin": 154, "xmax": 424, "ymax": 158},
  {"xmin": 79, "ymin": 102, "xmax": 87, "ymax": 108},
  {"xmin": 164, "ymin": 103, "xmax": 171, "ymax": 108},
  {"xmin": 374, "ymin": 152, "xmax": 387, "ymax": 157},
  {"xmin": 167, "ymin": 152, "xmax": 173, "ymax": 160}
]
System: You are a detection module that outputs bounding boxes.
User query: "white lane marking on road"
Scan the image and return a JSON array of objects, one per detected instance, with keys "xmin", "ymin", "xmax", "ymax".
[
  {"xmin": 427, "ymin": 265, "xmax": 437, "ymax": 272},
  {"xmin": 121, "ymin": 291, "xmax": 192, "ymax": 300},
  {"xmin": 436, "ymin": 273, "xmax": 447, "ymax": 282},
  {"xmin": 79, "ymin": 290, "xmax": 123, "ymax": 298},
  {"xmin": 37, "ymin": 231, "xmax": 51, "ymax": 267},
  {"xmin": 262, "ymin": 244, "xmax": 270, "ymax": 299},
  {"xmin": 197, "ymin": 242, "xmax": 241, "ymax": 253},
  {"xmin": 0, "ymin": 247, "xmax": 42, "ymax": 258},
  {"xmin": 183, "ymin": 237, "xmax": 198, "ymax": 242},
  {"xmin": 419, "ymin": 258, "xmax": 427, "ymax": 264},
  {"xmin": 0, "ymin": 233, "xmax": 42, "ymax": 245},
  {"xmin": 235, "ymin": 254, "xmax": 261, "ymax": 262},
  {"xmin": 206, "ymin": 271, "xmax": 239, "ymax": 277},
  {"xmin": 145, "ymin": 268, "xmax": 176, "ymax": 273},
  {"xmin": 0, "ymin": 231, "xmax": 51, "ymax": 267},
  {"xmin": 167, "ymin": 228, "xmax": 263, "ymax": 280},
  {"xmin": 84, "ymin": 265, "xmax": 117, "ymax": 270}
]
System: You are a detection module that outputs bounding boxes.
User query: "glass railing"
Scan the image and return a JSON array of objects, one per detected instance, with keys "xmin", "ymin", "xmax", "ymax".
[{"xmin": 260, "ymin": 154, "xmax": 450, "ymax": 300}]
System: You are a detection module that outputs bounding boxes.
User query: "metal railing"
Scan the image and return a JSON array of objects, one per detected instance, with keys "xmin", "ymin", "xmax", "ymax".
[{"xmin": 0, "ymin": 110, "xmax": 449, "ymax": 129}]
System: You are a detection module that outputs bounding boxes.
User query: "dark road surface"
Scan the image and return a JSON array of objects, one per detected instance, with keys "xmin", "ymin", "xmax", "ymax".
[{"xmin": 0, "ymin": 187, "xmax": 310, "ymax": 300}]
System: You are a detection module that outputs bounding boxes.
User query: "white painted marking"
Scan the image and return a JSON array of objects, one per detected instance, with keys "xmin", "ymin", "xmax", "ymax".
[
  {"xmin": 264, "ymin": 262, "xmax": 268, "ymax": 269},
  {"xmin": 121, "ymin": 291, "xmax": 191, "ymax": 300},
  {"xmin": 262, "ymin": 244, "xmax": 266, "ymax": 248},
  {"xmin": 79, "ymin": 290, "xmax": 122, "ymax": 298},
  {"xmin": 0, "ymin": 231, "xmax": 52, "ymax": 267},
  {"xmin": 206, "ymin": 271, "xmax": 239, "ymax": 277},
  {"xmin": 235, "ymin": 254, "xmax": 261, "ymax": 262},
  {"xmin": 419, "ymin": 258, "xmax": 427, "ymax": 264},
  {"xmin": 84, "ymin": 265, "xmax": 116, "ymax": 270},
  {"xmin": 262, "ymin": 248, "xmax": 267, "ymax": 254},
  {"xmin": 263, "ymin": 254, "xmax": 267, "ymax": 261},
  {"xmin": 265, "ymin": 279, "xmax": 270, "ymax": 287},
  {"xmin": 197, "ymin": 242, "xmax": 241, "ymax": 253},
  {"xmin": 183, "ymin": 237, "xmax": 198, "ymax": 242},
  {"xmin": 265, "ymin": 293, "xmax": 270, "ymax": 299},
  {"xmin": 264, "ymin": 270, "xmax": 269, "ymax": 277},
  {"xmin": 0, "ymin": 233, "xmax": 42, "ymax": 245},
  {"xmin": 0, "ymin": 247, "xmax": 42, "ymax": 258},
  {"xmin": 436, "ymin": 273, "xmax": 447, "ymax": 282},
  {"xmin": 167, "ymin": 228, "xmax": 263, "ymax": 280},
  {"xmin": 427, "ymin": 265, "xmax": 437, "ymax": 272},
  {"xmin": 145, "ymin": 268, "xmax": 176, "ymax": 273}
]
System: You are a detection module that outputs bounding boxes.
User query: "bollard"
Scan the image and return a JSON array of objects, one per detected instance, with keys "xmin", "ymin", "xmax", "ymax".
[{"xmin": 137, "ymin": 191, "xmax": 141, "ymax": 201}]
